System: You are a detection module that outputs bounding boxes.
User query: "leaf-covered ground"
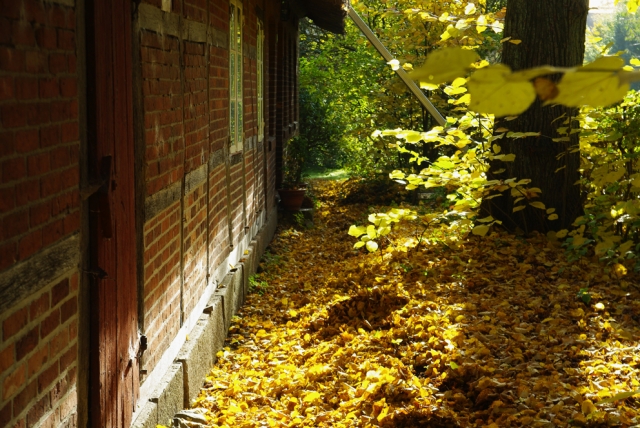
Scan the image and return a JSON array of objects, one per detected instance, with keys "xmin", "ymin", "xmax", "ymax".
[{"xmin": 190, "ymin": 180, "xmax": 640, "ymax": 427}]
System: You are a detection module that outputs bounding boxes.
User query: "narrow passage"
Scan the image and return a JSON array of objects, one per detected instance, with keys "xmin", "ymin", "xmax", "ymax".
[{"xmin": 178, "ymin": 180, "xmax": 640, "ymax": 427}]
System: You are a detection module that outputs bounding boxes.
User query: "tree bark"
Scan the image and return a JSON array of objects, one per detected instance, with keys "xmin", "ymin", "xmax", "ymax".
[{"xmin": 481, "ymin": 0, "xmax": 589, "ymax": 233}]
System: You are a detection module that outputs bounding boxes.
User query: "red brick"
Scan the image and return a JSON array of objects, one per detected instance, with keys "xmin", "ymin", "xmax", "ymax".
[
  {"xmin": 0, "ymin": 402, "xmax": 10, "ymax": 428},
  {"xmin": 40, "ymin": 309, "xmax": 59, "ymax": 339},
  {"xmin": 57, "ymin": 29, "xmax": 74, "ymax": 50},
  {"xmin": 41, "ymin": 219, "xmax": 64, "ymax": 247},
  {"xmin": 51, "ymin": 279, "xmax": 69, "ymax": 307},
  {"xmin": 29, "ymin": 201, "xmax": 50, "ymax": 227},
  {"xmin": 18, "ymin": 229, "xmax": 42, "ymax": 260},
  {"xmin": 27, "ymin": 103, "xmax": 51, "ymax": 126},
  {"xmin": 50, "ymin": 100, "xmax": 73, "ymax": 122},
  {"xmin": 51, "ymin": 192, "xmax": 71, "ymax": 217},
  {"xmin": 2, "ymin": 158, "xmax": 26, "ymax": 182},
  {"xmin": 27, "ymin": 345, "xmax": 48, "ymax": 378},
  {"xmin": 40, "ymin": 125, "xmax": 60, "ymax": 147},
  {"xmin": 30, "ymin": 292, "xmax": 50, "ymax": 321},
  {"xmin": 0, "ymin": 0, "xmax": 21, "ymax": 19},
  {"xmin": 0, "ymin": 131, "xmax": 14, "ymax": 156},
  {"xmin": 15, "ymin": 129, "xmax": 39, "ymax": 152},
  {"xmin": 0, "ymin": 47, "xmax": 25, "ymax": 72},
  {"xmin": 15, "ymin": 77, "xmax": 38, "ymax": 100},
  {"xmin": 39, "ymin": 78, "xmax": 59, "ymax": 98},
  {"xmin": 11, "ymin": 21, "xmax": 36, "ymax": 46},
  {"xmin": 25, "ymin": 50, "xmax": 46, "ymax": 73},
  {"xmin": 35, "ymin": 27, "xmax": 56, "ymax": 50},
  {"xmin": 67, "ymin": 54, "xmax": 76, "ymax": 73},
  {"xmin": 58, "ymin": 342, "xmax": 75, "ymax": 372},
  {"xmin": 16, "ymin": 327, "xmax": 39, "ymax": 361},
  {"xmin": 0, "ymin": 343, "xmax": 14, "ymax": 374},
  {"xmin": 27, "ymin": 391, "xmax": 49, "ymax": 425},
  {"xmin": 25, "ymin": 0, "xmax": 46, "ymax": 24},
  {"xmin": 0, "ymin": 186, "xmax": 15, "ymax": 213},
  {"xmin": 49, "ymin": 147, "xmax": 69, "ymax": 170},
  {"xmin": 59, "ymin": 77, "xmax": 76, "ymax": 97},
  {"xmin": 2, "ymin": 209, "xmax": 29, "ymax": 239},
  {"xmin": 28, "ymin": 152, "xmax": 50, "ymax": 176},
  {"xmin": 63, "ymin": 210, "xmax": 80, "ymax": 234},
  {"xmin": 49, "ymin": 329, "xmax": 67, "ymax": 359},
  {"xmin": 60, "ymin": 297, "xmax": 76, "ymax": 324},
  {"xmin": 60, "ymin": 122, "xmax": 78, "ymax": 143},
  {"xmin": 48, "ymin": 53, "xmax": 67, "ymax": 74},
  {"xmin": 15, "ymin": 179, "xmax": 40, "ymax": 206},
  {"xmin": 60, "ymin": 165, "xmax": 78, "ymax": 189},
  {"xmin": 12, "ymin": 379, "xmax": 37, "ymax": 418},
  {"xmin": 1, "ymin": 104, "xmax": 28, "ymax": 128},
  {"xmin": 2, "ymin": 364, "xmax": 25, "ymax": 400},
  {"xmin": 0, "ymin": 242, "xmax": 15, "ymax": 270},
  {"xmin": 2, "ymin": 306, "xmax": 28, "ymax": 341},
  {"xmin": 0, "ymin": 76, "xmax": 13, "ymax": 100},
  {"xmin": 68, "ymin": 318, "xmax": 77, "ymax": 340}
]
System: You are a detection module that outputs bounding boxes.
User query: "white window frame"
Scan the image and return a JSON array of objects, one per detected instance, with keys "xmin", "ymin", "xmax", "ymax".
[{"xmin": 229, "ymin": 0, "xmax": 243, "ymax": 152}]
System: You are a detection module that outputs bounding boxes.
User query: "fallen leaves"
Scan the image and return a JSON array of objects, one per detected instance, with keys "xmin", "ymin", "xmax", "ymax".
[{"xmin": 190, "ymin": 180, "xmax": 640, "ymax": 427}]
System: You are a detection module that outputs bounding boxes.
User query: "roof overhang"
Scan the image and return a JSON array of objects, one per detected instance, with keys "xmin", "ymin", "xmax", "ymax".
[{"xmin": 290, "ymin": 0, "xmax": 348, "ymax": 34}]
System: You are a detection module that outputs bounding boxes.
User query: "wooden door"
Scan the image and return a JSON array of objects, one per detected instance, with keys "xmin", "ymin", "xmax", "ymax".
[{"xmin": 86, "ymin": 0, "xmax": 139, "ymax": 426}]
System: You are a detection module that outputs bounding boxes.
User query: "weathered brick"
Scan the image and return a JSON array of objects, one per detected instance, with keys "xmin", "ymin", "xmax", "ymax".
[
  {"xmin": 3, "ymin": 157, "xmax": 26, "ymax": 182},
  {"xmin": 0, "ymin": 46, "xmax": 25, "ymax": 72},
  {"xmin": 0, "ymin": 185, "xmax": 15, "ymax": 214},
  {"xmin": 57, "ymin": 29, "xmax": 74, "ymax": 50},
  {"xmin": 27, "ymin": 391, "xmax": 49, "ymax": 426},
  {"xmin": 37, "ymin": 361, "xmax": 58, "ymax": 394},
  {"xmin": 15, "ymin": 129, "xmax": 40, "ymax": 153},
  {"xmin": 59, "ymin": 77, "xmax": 76, "ymax": 97},
  {"xmin": 60, "ymin": 297, "xmax": 76, "ymax": 324},
  {"xmin": 18, "ymin": 229, "xmax": 42, "ymax": 260},
  {"xmin": 1, "ymin": 104, "xmax": 28, "ymax": 128},
  {"xmin": 51, "ymin": 279, "xmax": 69, "ymax": 307},
  {"xmin": 39, "ymin": 78, "xmax": 59, "ymax": 98},
  {"xmin": 29, "ymin": 292, "xmax": 50, "ymax": 322},
  {"xmin": 0, "ymin": 343, "xmax": 14, "ymax": 374},
  {"xmin": 15, "ymin": 179, "xmax": 40, "ymax": 206},
  {"xmin": 3, "ymin": 306, "xmax": 28, "ymax": 341},
  {"xmin": 35, "ymin": 27, "xmax": 57, "ymax": 50},
  {"xmin": 2, "ymin": 209, "xmax": 29, "ymax": 239},
  {"xmin": 16, "ymin": 327, "xmax": 39, "ymax": 361},
  {"xmin": 15, "ymin": 77, "xmax": 38, "ymax": 100},
  {"xmin": 2, "ymin": 363, "xmax": 25, "ymax": 400},
  {"xmin": 0, "ymin": 75, "xmax": 13, "ymax": 100},
  {"xmin": 27, "ymin": 344, "xmax": 48, "ymax": 379},
  {"xmin": 29, "ymin": 202, "xmax": 50, "ymax": 227},
  {"xmin": 58, "ymin": 342, "xmax": 75, "ymax": 372},
  {"xmin": 11, "ymin": 21, "xmax": 36, "ymax": 46},
  {"xmin": 28, "ymin": 152, "xmax": 50, "ymax": 176},
  {"xmin": 40, "ymin": 125, "xmax": 60, "ymax": 147},
  {"xmin": 0, "ymin": 401, "xmax": 10, "ymax": 428},
  {"xmin": 40, "ymin": 308, "xmax": 59, "ymax": 339},
  {"xmin": 48, "ymin": 53, "xmax": 67, "ymax": 74},
  {"xmin": 12, "ymin": 379, "xmax": 37, "ymax": 418}
]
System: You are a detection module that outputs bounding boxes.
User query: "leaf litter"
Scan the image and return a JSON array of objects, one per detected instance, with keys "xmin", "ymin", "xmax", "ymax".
[{"xmin": 187, "ymin": 180, "xmax": 640, "ymax": 427}]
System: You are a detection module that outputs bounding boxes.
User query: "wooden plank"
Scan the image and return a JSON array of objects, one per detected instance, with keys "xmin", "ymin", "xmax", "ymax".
[{"xmin": 88, "ymin": 0, "xmax": 138, "ymax": 426}]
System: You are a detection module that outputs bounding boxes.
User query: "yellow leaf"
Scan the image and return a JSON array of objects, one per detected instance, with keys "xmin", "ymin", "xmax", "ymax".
[
  {"xmin": 596, "ymin": 389, "xmax": 640, "ymax": 405},
  {"xmin": 512, "ymin": 205, "xmax": 526, "ymax": 213},
  {"xmin": 556, "ymin": 229, "xmax": 569, "ymax": 238},
  {"xmin": 553, "ymin": 57, "xmax": 629, "ymax": 108},
  {"xmin": 582, "ymin": 399, "xmax": 597, "ymax": 415},
  {"xmin": 468, "ymin": 64, "xmax": 536, "ymax": 116},
  {"xmin": 529, "ymin": 201, "xmax": 546, "ymax": 209},
  {"xmin": 472, "ymin": 224, "xmax": 490, "ymax": 236},
  {"xmin": 303, "ymin": 391, "xmax": 321, "ymax": 402},
  {"xmin": 612, "ymin": 263, "xmax": 627, "ymax": 279},
  {"xmin": 410, "ymin": 48, "xmax": 480, "ymax": 87},
  {"xmin": 476, "ymin": 14, "xmax": 487, "ymax": 33},
  {"xmin": 348, "ymin": 225, "xmax": 366, "ymax": 237},
  {"xmin": 366, "ymin": 241, "xmax": 379, "ymax": 252},
  {"xmin": 548, "ymin": 213, "xmax": 559, "ymax": 220},
  {"xmin": 508, "ymin": 39, "xmax": 522, "ymax": 45},
  {"xmin": 465, "ymin": 3, "xmax": 476, "ymax": 14}
]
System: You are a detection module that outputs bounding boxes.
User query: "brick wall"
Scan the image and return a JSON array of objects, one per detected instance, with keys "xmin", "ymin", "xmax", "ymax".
[
  {"xmin": 0, "ymin": 1, "xmax": 80, "ymax": 426},
  {"xmin": 138, "ymin": 0, "xmax": 275, "ymax": 382}
]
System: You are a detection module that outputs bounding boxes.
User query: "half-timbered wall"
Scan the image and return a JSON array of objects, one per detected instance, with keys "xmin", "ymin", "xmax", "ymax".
[{"xmin": 0, "ymin": 0, "xmax": 304, "ymax": 425}]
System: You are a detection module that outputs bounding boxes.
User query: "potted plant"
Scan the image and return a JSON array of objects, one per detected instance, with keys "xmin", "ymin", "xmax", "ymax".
[{"xmin": 278, "ymin": 136, "xmax": 307, "ymax": 211}]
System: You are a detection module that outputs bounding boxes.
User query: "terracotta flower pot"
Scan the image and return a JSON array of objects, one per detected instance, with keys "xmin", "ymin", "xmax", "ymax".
[{"xmin": 278, "ymin": 188, "xmax": 306, "ymax": 211}]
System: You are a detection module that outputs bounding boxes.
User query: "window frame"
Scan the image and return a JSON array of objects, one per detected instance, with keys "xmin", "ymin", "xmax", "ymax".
[{"xmin": 229, "ymin": 0, "xmax": 244, "ymax": 152}]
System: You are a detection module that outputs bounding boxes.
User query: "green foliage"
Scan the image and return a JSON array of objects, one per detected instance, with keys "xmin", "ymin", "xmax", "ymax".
[
  {"xmin": 565, "ymin": 91, "xmax": 640, "ymax": 270},
  {"xmin": 249, "ymin": 274, "xmax": 269, "ymax": 295}
]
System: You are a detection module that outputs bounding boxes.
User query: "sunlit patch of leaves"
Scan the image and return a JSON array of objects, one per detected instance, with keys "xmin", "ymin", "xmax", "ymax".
[{"xmin": 190, "ymin": 180, "xmax": 640, "ymax": 427}]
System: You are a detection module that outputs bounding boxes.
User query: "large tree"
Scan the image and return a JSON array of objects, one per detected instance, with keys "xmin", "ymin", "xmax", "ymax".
[{"xmin": 481, "ymin": 0, "xmax": 589, "ymax": 233}]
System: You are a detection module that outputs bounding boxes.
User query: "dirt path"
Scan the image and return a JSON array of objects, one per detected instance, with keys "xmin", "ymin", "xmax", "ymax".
[{"xmin": 186, "ymin": 180, "xmax": 640, "ymax": 427}]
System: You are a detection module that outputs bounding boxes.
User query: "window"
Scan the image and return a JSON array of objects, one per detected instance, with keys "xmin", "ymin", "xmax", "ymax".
[
  {"xmin": 230, "ymin": 0, "xmax": 243, "ymax": 151},
  {"xmin": 257, "ymin": 19, "xmax": 265, "ymax": 143}
]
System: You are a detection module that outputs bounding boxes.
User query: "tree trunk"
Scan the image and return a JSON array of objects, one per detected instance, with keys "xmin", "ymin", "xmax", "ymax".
[{"xmin": 481, "ymin": 0, "xmax": 589, "ymax": 233}]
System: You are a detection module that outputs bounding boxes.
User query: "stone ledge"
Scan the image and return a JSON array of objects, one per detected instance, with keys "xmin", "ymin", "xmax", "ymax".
[
  {"xmin": 176, "ymin": 314, "xmax": 214, "ymax": 407},
  {"xmin": 131, "ymin": 210, "xmax": 278, "ymax": 427}
]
